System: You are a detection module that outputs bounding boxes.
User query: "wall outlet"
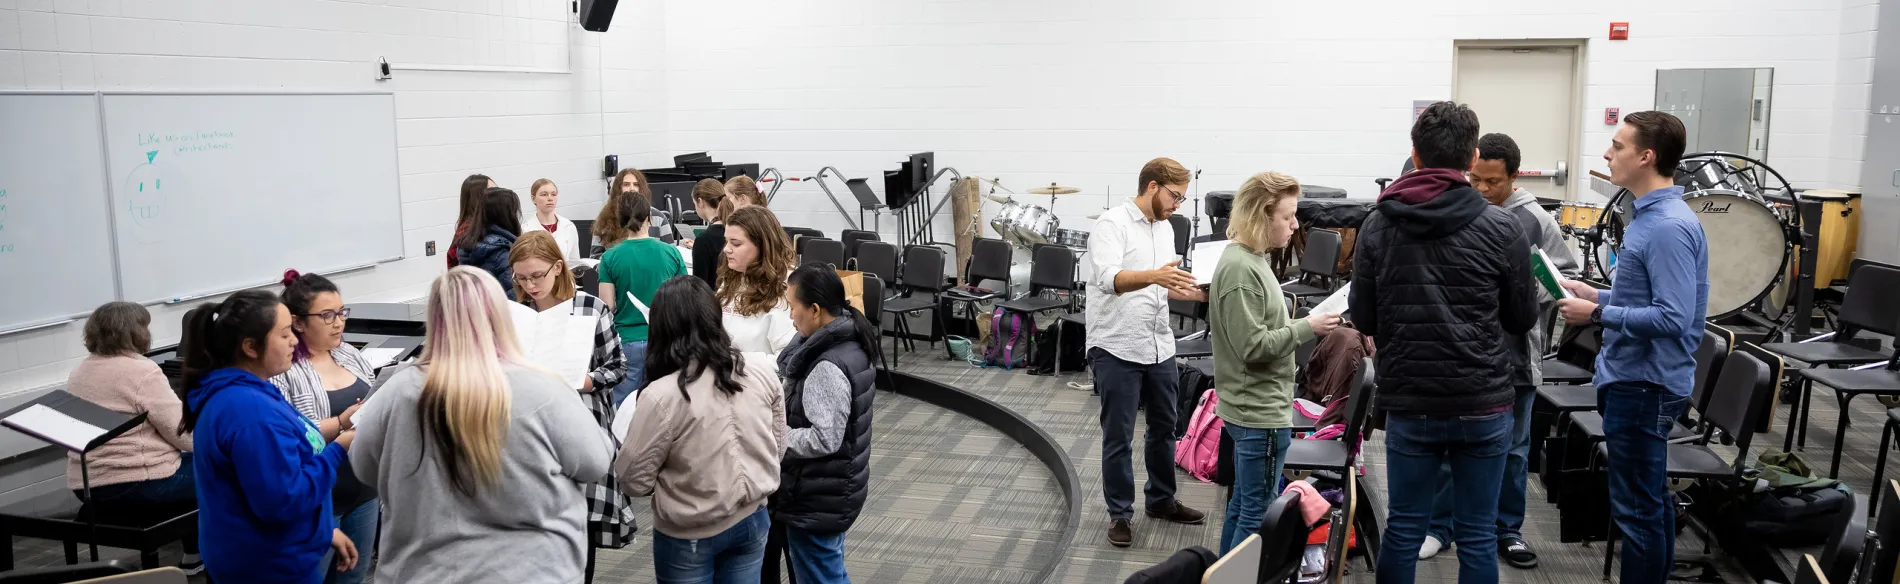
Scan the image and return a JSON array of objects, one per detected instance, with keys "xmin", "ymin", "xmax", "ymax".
[{"xmin": 425, "ymin": 240, "xmax": 436, "ymax": 256}]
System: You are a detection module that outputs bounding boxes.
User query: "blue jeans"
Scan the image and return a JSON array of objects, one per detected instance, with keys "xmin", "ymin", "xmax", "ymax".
[
  {"xmin": 1601, "ymin": 382, "xmax": 1690, "ymax": 584},
  {"xmin": 1376, "ymin": 410, "xmax": 1513, "ymax": 584},
  {"xmin": 652, "ymin": 506, "xmax": 768, "ymax": 584},
  {"xmin": 778, "ymin": 525, "xmax": 850, "ymax": 584},
  {"xmin": 324, "ymin": 499, "xmax": 379, "ymax": 584},
  {"xmin": 1091, "ymin": 348, "xmax": 1180, "ymax": 520},
  {"xmin": 79, "ymin": 453, "xmax": 198, "ymax": 554},
  {"xmin": 1428, "ymin": 390, "xmax": 1535, "ymax": 544},
  {"xmin": 1220, "ymin": 424, "xmax": 1292, "ymax": 554},
  {"xmin": 612, "ymin": 340, "xmax": 649, "ymax": 408}
]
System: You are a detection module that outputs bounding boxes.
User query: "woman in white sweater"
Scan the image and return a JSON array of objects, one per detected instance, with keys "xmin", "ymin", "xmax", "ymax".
[
  {"xmin": 520, "ymin": 178, "xmax": 581, "ymax": 263},
  {"xmin": 716, "ymin": 206, "xmax": 797, "ymax": 355}
]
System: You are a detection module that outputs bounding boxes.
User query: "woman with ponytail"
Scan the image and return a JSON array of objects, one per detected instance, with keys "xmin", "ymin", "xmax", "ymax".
[
  {"xmin": 763, "ymin": 263, "xmax": 881, "ymax": 584},
  {"xmin": 348, "ymin": 267, "xmax": 615, "ymax": 584},
  {"xmin": 178, "ymin": 289, "xmax": 356, "ymax": 583},
  {"xmin": 268, "ymin": 269, "xmax": 379, "ymax": 584},
  {"xmin": 447, "ymin": 173, "xmax": 497, "ymax": 268}
]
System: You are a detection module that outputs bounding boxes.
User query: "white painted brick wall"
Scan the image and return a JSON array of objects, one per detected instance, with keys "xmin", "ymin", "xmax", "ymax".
[
  {"xmin": 0, "ymin": 0, "xmax": 1883, "ymax": 393},
  {"xmin": 0, "ymin": 0, "xmax": 668, "ymax": 393}
]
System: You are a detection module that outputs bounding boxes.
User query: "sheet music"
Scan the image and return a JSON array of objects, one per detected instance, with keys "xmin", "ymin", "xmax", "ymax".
[
  {"xmin": 1190, "ymin": 240, "xmax": 1235, "ymax": 286},
  {"xmin": 5, "ymin": 404, "xmax": 107, "ymax": 451},
  {"xmin": 524, "ymin": 300, "xmax": 596, "ymax": 390},
  {"xmin": 1310, "ymin": 282, "xmax": 1352, "ymax": 316},
  {"xmin": 360, "ymin": 347, "xmax": 404, "ymax": 369}
]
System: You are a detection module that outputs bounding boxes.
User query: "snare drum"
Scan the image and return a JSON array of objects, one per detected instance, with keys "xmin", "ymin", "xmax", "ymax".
[
  {"xmin": 1558, "ymin": 202, "xmax": 1604, "ymax": 229},
  {"xmin": 990, "ymin": 201, "xmax": 1027, "ymax": 245},
  {"xmin": 1012, "ymin": 205, "xmax": 1059, "ymax": 245},
  {"xmin": 1054, "ymin": 228, "xmax": 1090, "ymax": 249}
]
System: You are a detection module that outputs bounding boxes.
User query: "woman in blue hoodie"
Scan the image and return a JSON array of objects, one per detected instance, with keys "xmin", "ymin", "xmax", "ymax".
[{"xmin": 177, "ymin": 289, "xmax": 358, "ymax": 583}]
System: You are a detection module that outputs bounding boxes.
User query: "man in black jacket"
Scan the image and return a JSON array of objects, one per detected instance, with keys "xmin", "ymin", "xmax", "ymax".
[{"xmin": 1349, "ymin": 101, "xmax": 1538, "ymax": 584}]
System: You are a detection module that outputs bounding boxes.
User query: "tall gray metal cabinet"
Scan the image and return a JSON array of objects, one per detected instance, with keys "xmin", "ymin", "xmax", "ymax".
[{"xmin": 1863, "ymin": 0, "xmax": 1900, "ymax": 265}]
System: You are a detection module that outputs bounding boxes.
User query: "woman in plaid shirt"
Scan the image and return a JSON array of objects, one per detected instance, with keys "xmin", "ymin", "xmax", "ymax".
[{"xmin": 509, "ymin": 231, "xmax": 638, "ymax": 561}]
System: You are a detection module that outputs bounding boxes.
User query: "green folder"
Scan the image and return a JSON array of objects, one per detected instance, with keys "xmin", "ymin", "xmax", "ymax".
[{"xmin": 1531, "ymin": 247, "xmax": 1572, "ymax": 299}]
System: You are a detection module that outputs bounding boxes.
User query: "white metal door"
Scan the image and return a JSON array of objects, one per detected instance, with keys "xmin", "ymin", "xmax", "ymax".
[{"xmin": 1454, "ymin": 45, "xmax": 1579, "ymax": 202}]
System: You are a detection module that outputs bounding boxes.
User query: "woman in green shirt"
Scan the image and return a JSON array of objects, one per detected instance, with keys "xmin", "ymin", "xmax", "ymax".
[
  {"xmin": 598, "ymin": 190, "xmax": 688, "ymax": 408},
  {"xmin": 1209, "ymin": 171, "xmax": 1342, "ymax": 554}
]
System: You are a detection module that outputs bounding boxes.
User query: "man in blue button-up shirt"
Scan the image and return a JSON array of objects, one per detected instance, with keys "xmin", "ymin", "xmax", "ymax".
[{"xmin": 1556, "ymin": 111, "xmax": 1708, "ymax": 584}]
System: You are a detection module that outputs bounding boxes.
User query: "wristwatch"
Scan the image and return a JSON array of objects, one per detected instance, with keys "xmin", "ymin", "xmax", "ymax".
[{"xmin": 1589, "ymin": 305, "xmax": 1604, "ymax": 325}]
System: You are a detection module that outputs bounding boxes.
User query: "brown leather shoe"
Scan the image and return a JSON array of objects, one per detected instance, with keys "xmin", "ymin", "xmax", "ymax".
[
  {"xmin": 1107, "ymin": 519, "xmax": 1133, "ymax": 547},
  {"xmin": 1145, "ymin": 501, "xmax": 1206, "ymax": 525}
]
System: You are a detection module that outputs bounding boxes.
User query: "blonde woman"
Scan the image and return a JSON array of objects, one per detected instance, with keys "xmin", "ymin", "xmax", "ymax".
[
  {"xmin": 593, "ymin": 169, "xmax": 652, "ymax": 255},
  {"xmin": 349, "ymin": 267, "xmax": 615, "ymax": 584},
  {"xmin": 508, "ymin": 230, "xmax": 637, "ymax": 552},
  {"xmin": 716, "ymin": 206, "xmax": 797, "ymax": 355},
  {"xmin": 521, "ymin": 179, "xmax": 581, "ymax": 262},
  {"xmin": 724, "ymin": 175, "xmax": 765, "ymax": 209},
  {"xmin": 1209, "ymin": 172, "xmax": 1342, "ymax": 554}
]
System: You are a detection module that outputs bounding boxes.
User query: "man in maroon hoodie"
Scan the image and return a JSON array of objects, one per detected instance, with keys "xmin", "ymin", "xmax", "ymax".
[{"xmin": 1349, "ymin": 101, "xmax": 1537, "ymax": 584}]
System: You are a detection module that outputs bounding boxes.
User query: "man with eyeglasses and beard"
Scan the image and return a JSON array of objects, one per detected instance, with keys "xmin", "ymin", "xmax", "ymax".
[{"xmin": 1086, "ymin": 156, "xmax": 1208, "ymax": 548}]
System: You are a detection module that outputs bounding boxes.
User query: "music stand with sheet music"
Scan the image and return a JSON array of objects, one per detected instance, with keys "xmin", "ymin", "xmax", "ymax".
[{"xmin": 0, "ymin": 390, "xmax": 147, "ymax": 562}]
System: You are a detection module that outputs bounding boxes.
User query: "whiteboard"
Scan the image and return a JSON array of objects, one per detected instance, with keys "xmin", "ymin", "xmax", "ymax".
[
  {"xmin": 0, "ymin": 93, "xmax": 119, "ymax": 334},
  {"xmin": 101, "ymin": 93, "xmax": 404, "ymax": 304}
]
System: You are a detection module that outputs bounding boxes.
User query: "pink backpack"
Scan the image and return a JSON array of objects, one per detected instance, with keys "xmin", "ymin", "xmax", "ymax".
[{"xmin": 1175, "ymin": 388, "xmax": 1223, "ymax": 483}]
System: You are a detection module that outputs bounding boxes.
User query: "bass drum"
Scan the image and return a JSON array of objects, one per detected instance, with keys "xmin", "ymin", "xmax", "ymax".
[{"xmin": 1604, "ymin": 189, "xmax": 1789, "ymax": 318}]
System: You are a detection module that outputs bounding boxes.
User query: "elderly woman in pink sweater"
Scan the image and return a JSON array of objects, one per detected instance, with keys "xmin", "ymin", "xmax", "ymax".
[{"xmin": 63, "ymin": 301, "xmax": 201, "ymax": 574}]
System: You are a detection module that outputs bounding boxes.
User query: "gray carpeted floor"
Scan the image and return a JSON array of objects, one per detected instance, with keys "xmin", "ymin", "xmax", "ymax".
[{"xmin": 14, "ymin": 332, "xmax": 1898, "ymax": 583}]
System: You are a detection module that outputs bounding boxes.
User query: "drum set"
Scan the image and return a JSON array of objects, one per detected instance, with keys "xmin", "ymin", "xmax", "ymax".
[
  {"xmin": 988, "ymin": 183, "xmax": 1092, "ymax": 250},
  {"xmin": 1570, "ymin": 152, "xmax": 1804, "ymax": 324}
]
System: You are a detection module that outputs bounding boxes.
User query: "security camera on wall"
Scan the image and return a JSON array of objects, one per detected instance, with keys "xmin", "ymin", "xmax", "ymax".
[{"xmin": 578, "ymin": 0, "xmax": 618, "ymax": 32}]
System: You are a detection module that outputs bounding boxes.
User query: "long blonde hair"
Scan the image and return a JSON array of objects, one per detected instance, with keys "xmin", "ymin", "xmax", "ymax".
[
  {"xmin": 724, "ymin": 175, "xmax": 765, "ymax": 209},
  {"xmin": 1227, "ymin": 171, "xmax": 1302, "ymax": 248},
  {"xmin": 716, "ymin": 206, "xmax": 795, "ymax": 316},
  {"xmin": 418, "ymin": 267, "xmax": 522, "ymax": 496}
]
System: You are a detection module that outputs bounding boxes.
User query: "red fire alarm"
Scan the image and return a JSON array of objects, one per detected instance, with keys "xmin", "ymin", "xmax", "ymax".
[
  {"xmin": 1605, "ymin": 108, "xmax": 1621, "ymax": 125},
  {"xmin": 1609, "ymin": 22, "xmax": 1630, "ymax": 40}
]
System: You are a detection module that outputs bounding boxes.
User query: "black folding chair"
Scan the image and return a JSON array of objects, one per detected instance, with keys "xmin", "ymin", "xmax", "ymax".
[
  {"xmin": 1283, "ymin": 357, "xmax": 1380, "ymax": 569},
  {"xmin": 881, "ymin": 245, "xmax": 948, "ymax": 355},
  {"xmin": 854, "ymin": 241, "xmax": 899, "ymax": 287},
  {"xmin": 1280, "ymin": 229, "xmax": 1343, "ymax": 306},
  {"xmin": 945, "ymin": 238, "xmax": 1013, "ymax": 336},
  {"xmin": 1772, "ymin": 264, "xmax": 1900, "ymax": 462},
  {"xmin": 841, "ymin": 229, "xmax": 880, "ymax": 265},
  {"xmin": 1257, "ymin": 490, "xmax": 1311, "ymax": 584},
  {"xmin": 803, "ymin": 238, "xmax": 846, "ymax": 269},
  {"xmin": 996, "ymin": 244, "xmax": 1079, "ymax": 317}
]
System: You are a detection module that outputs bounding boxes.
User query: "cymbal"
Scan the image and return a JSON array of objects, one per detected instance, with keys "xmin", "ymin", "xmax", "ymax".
[
  {"xmin": 1086, "ymin": 213, "xmax": 1101, "ymax": 220},
  {"xmin": 984, "ymin": 194, "xmax": 1015, "ymax": 204},
  {"xmin": 1028, "ymin": 184, "xmax": 1081, "ymax": 195}
]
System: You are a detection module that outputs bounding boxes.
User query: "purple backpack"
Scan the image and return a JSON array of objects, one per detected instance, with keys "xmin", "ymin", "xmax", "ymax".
[{"xmin": 983, "ymin": 307, "xmax": 1036, "ymax": 369}]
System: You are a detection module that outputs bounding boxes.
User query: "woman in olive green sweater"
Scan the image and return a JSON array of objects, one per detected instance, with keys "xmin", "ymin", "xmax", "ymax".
[{"xmin": 1209, "ymin": 171, "xmax": 1343, "ymax": 554}]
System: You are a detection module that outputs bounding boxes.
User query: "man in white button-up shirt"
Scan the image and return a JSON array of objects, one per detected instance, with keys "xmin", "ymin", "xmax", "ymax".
[{"xmin": 1087, "ymin": 157, "xmax": 1208, "ymax": 548}]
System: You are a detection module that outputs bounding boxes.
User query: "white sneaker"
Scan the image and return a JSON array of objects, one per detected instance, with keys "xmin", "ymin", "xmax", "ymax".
[{"xmin": 1419, "ymin": 535, "xmax": 1447, "ymax": 559}]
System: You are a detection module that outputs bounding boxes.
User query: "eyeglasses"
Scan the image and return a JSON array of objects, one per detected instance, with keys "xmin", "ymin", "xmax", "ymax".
[
  {"xmin": 301, "ymin": 308, "xmax": 351, "ymax": 324},
  {"xmin": 512, "ymin": 266, "xmax": 557, "ymax": 284},
  {"xmin": 1160, "ymin": 185, "xmax": 1186, "ymax": 205}
]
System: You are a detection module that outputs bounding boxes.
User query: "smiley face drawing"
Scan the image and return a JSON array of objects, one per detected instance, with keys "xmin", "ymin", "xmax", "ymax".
[{"xmin": 123, "ymin": 151, "xmax": 170, "ymax": 242}]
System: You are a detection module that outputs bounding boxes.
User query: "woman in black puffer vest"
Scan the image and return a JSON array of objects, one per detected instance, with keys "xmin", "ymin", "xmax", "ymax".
[{"xmin": 765, "ymin": 263, "xmax": 880, "ymax": 584}]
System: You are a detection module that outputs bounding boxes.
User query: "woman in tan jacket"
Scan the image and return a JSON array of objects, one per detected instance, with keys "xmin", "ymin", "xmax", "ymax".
[
  {"xmin": 63, "ymin": 301, "xmax": 201, "ymax": 573},
  {"xmin": 616, "ymin": 275, "xmax": 785, "ymax": 584}
]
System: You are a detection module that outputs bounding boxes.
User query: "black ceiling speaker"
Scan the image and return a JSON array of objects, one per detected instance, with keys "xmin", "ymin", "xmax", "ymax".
[{"xmin": 579, "ymin": 0, "xmax": 619, "ymax": 32}]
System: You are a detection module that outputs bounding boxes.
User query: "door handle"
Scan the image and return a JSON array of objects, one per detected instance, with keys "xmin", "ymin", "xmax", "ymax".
[{"xmin": 1517, "ymin": 161, "xmax": 1570, "ymax": 186}]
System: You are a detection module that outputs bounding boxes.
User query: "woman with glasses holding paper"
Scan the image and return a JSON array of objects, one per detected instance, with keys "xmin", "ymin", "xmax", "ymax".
[
  {"xmin": 508, "ymin": 231, "xmax": 637, "ymax": 557},
  {"xmin": 269, "ymin": 270, "xmax": 378, "ymax": 584},
  {"xmin": 1207, "ymin": 172, "xmax": 1343, "ymax": 554}
]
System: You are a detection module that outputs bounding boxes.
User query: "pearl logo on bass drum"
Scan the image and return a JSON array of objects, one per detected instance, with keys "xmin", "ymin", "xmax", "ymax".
[{"xmin": 1698, "ymin": 200, "xmax": 1733, "ymax": 214}]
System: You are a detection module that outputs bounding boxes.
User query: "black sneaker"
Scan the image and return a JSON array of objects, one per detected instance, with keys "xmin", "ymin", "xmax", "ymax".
[
  {"xmin": 1145, "ymin": 501, "xmax": 1206, "ymax": 525},
  {"xmin": 1501, "ymin": 538, "xmax": 1538, "ymax": 569},
  {"xmin": 1108, "ymin": 519, "xmax": 1133, "ymax": 547}
]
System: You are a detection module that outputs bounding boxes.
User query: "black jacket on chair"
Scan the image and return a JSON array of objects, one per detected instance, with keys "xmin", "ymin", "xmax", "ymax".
[
  {"xmin": 1122, "ymin": 546, "xmax": 1218, "ymax": 584},
  {"xmin": 1348, "ymin": 168, "xmax": 1538, "ymax": 416}
]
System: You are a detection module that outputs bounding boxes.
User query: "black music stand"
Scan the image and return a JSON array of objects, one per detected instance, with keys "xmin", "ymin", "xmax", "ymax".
[{"xmin": 0, "ymin": 390, "xmax": 147, "ymax": 561}]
